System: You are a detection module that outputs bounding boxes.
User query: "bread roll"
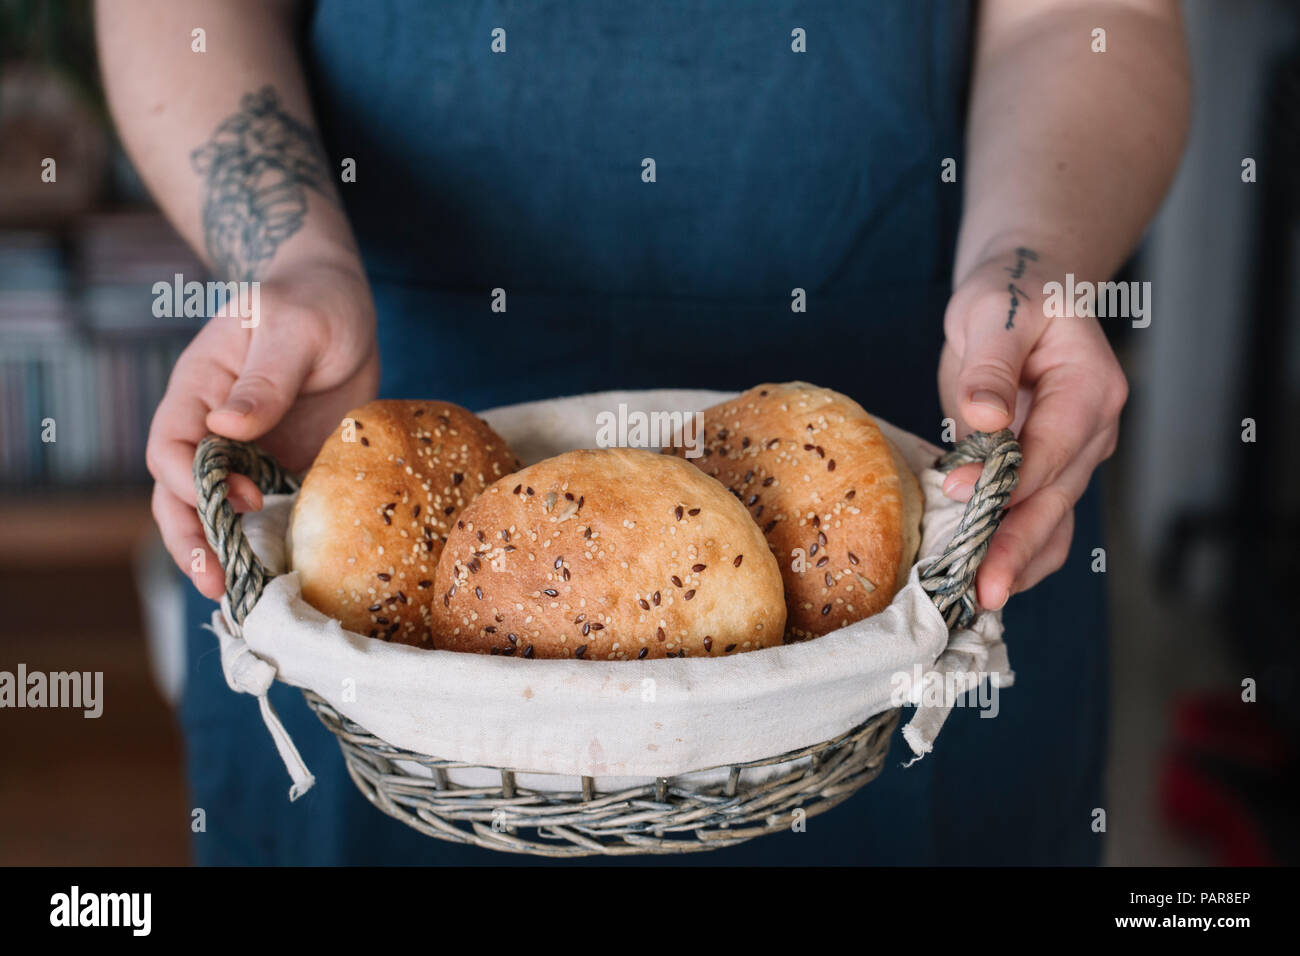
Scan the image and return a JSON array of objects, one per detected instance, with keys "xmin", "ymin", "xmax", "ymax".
[
  {"xmin": 289, "ymin": 400, "xmax": 520, "ymax": 645},
  {"xmin": 430, "ymin": 447, "xmax": 786, "ymax": 659},
  {"xmin": 670, "ymin": 383, "xmax": 922, "ymax": 640}
]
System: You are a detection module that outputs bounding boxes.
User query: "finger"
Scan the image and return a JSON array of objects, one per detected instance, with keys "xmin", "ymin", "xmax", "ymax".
[
  {"xmin": 146, "ymin": 382, "xmax": 220, "ymax": 508},
  {"xmin": 152, "ymin": 483, "xmax": 225, "ymax": 600},
  {"xmin": 943, "ymin": 419, "xmax": 1117, "ymax": 510},
  {"xmin": 942, "ymin": 462, "xmax": 982, "ymax": 502},
  {"xmin": 1008, "ymin": 366, "xmax": 1112, "ymax": 507},
  {"xmin": 1012, "ymin": 508, "xmax": 1074, "ymax": 595},
  {"xmin": 148, "ymin": 428, "xmax": 263, "ymax": 512},
  {"xmin": 974, "ymin": 429, "xmax": 1110, "ymax": 609},
  {"xmin": 207, "ymin": 319, "xmax": 318, "ymax": 441},
  {"xmin": 226, "ymin": 474, "xmax": 264, "ymax": 512},
  {"xmin": 948, "ymin": 293, "xmax": 1041, "ymax": 433}
]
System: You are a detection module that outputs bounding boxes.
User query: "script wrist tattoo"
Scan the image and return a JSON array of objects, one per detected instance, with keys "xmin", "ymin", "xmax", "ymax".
[
  {"xmin": 1002, "ymin": 247, "xmax": 1038, "ymax": 330},
  {"xmin": 190, "ymin": 86, "xmax": 331, "ymax": 282}
]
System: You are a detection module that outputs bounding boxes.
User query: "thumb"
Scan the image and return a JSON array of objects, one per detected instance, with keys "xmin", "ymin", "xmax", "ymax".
[
  {"xmin": 953, "ymin": 320, "xmax": 1036, "ymax": 433},
  {"xmin": 207, "ymin": 329, "xmax": 315, "ymax": 440}
]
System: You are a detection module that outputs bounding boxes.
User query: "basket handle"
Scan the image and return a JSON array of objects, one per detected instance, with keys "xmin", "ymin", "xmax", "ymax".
[
  {"xmin": 193, "ymin": 435, "xmax": 299, "ymax": 626},
  {"xmin": 919, "ymin": 428, "xmax": 1023, "ymax": 631}
]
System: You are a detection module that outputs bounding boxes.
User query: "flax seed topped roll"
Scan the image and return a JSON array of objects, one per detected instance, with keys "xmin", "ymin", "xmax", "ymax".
[
  {"xmin": 671, "ymin": 383, "xmax": 922, "ymax": 640},
  {"xmin": 288, "ymin": 399, "xmax": 521, "ymax": 646},
  {"xmin": 430, "ymin": 447, "xmax": 786, "ymax": 659}
]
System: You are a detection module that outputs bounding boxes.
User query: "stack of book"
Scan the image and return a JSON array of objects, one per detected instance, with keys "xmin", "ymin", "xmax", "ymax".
[{"xmin": 0, "ymin": 213, "xmax": 206, "ymax": 491}]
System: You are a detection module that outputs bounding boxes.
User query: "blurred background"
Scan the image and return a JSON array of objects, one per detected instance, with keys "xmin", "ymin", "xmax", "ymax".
[{"xmin": 1, "ymin": 0, "xmax": 1297, "ymax": 866}]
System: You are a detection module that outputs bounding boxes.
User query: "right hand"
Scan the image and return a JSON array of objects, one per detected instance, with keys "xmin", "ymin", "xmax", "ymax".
[{"xmin": 147, "ymin": 261, "xmax": 380, "ymax": 599}]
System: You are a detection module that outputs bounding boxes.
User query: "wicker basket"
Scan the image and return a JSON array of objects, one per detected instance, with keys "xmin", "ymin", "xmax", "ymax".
[{"xmin": 194, "ymin": 426, "xmax": 1021, "ymax": 857}]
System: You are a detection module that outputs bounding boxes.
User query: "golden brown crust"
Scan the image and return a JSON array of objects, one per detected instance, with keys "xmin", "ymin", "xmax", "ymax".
[
  {"xmin": 670, "ymin": 382, "xmax": 922, "ymax": 639},
  {"xmin": 430, "ymin": 447, "xmax": 787, "ymax": 660},
  {"xmin": 288, "ymin": 400, "xmax": 521, "ymax": 646}
]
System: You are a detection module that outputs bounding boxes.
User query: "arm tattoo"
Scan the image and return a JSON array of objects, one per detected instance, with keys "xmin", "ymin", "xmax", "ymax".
[
  {"xmin": 190, "ymin": 86, "xmax": 331, "ymax": 281},
  {"xmin": 1002, "ymin": 247, "xmax": 1038, "ymax": 330}
]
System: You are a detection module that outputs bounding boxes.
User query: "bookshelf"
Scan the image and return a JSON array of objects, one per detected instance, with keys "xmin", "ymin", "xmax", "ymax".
[{"xmin": 0, "ymin": 212, "xmax": 204, "ymax": 491}]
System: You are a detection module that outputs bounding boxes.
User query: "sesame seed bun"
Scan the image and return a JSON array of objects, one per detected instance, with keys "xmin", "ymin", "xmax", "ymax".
[
  {"xmin": 288, "ymin": 400, "xmax": 521, "ymax": 646},
  {"xmin": 430, "ymin": 447, "xmax": 787, "ymax": 660},
  {"xmin": 669, "ymin": 383, "xmax": 922, "ymax": 640}
]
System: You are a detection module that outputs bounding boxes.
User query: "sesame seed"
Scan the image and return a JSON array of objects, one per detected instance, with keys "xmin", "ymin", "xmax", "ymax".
[
  {"xmin": 684, "ymin": 589, "xmax": 696, "ymax": 600},
  {"xmin": 637, "ymin": 648, "xmax": 648, "ymax": 659},
  {"xmin": 734, "ymin": 554, "xmax": 743, "ymax": 567},
  {"xmin": 692, "ymin": 563, "xmax": 706, "ymax": 572},
  {"xmin": 575, "ymin": 645, "xmax": 587, "ymax": 659},
  {"xmin": 377, "ymin": 573, "xmax": 391, "ymax": 582}
]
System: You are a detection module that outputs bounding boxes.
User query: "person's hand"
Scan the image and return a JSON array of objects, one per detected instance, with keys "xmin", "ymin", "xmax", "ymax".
[
  {"xmin": 147, "ymin": 261, "xmax": 380, "ymax": 600},
  {"xmin": 937, "ymin": 247, "xmax": 1128, "ymax": 611}
]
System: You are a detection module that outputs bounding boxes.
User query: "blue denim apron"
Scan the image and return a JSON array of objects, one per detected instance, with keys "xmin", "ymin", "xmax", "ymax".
[{"xmin": 179, "ymin": 0, "xmax": 1108, "ymax": 864}]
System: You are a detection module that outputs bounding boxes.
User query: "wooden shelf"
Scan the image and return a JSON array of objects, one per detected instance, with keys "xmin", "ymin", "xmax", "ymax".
[{"xmin": 0, "ymin": 492, "xmax": 155, "ymax": 567}]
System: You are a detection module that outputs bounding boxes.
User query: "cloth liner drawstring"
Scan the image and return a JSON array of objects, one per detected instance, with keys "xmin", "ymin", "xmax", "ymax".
[{"xmin": 203, "ymin": 598, "xmax": 316, "ymax": 800}]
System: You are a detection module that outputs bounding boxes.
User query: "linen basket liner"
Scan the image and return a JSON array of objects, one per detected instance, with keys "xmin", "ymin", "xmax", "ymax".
[{"xmin": 204, "ymin": 389, "xmax": 1013, "ymax": 798}]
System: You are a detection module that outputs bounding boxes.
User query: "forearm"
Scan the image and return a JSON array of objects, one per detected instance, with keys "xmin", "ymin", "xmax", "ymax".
[
  {"xmin": 96, "ymin": 0, "xmax": 359, "ymax": 281},
  {"xmin": 954, "ymin": 0, "xmax": 1191, "ymax": 284}
]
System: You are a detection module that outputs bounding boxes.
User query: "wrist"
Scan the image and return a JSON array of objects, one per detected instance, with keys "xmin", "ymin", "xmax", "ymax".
[{"xmin": 954, "ymin": 230, "xmax": 1091, "ymax": 290}]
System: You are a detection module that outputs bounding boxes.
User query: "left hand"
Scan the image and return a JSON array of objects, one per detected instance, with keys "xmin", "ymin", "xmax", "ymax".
[{"xmin": 937, "ymin": 247, "xmax": 1129, "ymax": 611}]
